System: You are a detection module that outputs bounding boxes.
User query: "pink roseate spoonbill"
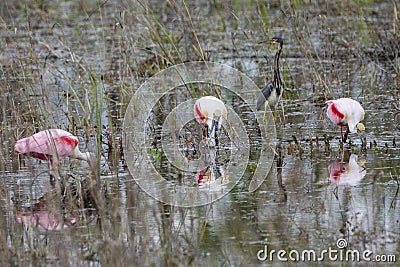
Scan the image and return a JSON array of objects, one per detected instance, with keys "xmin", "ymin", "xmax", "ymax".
[
  {"xmin": 14, "ymin": 129, "xmax": 93, "ymax": 170},
  {"xmin": 256, "ymin": 36, "xmax": 284, "ymax": 110},
  {"xmin": 326, "ymin": 98, "xmax": 365, "ymax": 143},
  {"xmin": 194, "ymin": 96, "xmax": 227, "ymax": 147}
]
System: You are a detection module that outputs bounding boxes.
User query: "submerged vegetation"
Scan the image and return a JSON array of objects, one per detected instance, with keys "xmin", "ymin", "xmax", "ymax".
[{"xmin": 0, "ymin": 0, "xmax": 399, "ymax": 265}]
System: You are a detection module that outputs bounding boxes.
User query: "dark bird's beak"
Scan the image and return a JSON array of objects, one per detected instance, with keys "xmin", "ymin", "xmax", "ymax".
[
  {"xmin": 258, "ymin": 39, "xmax": 269, "ymax": 44},
  {"xmin": 258, "ymin": 38, "xmax": 277, "ymax": 44}
]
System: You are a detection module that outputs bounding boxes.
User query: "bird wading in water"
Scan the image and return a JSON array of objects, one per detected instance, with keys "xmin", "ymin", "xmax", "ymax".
[
  {"xmin": 194, "ymin": 96, "xmax": 227, "ymax": 148},
  {"xmin": 256, "ymin": 36, "xmax": 284, "ymax": 119},
  {"xmin": 325, "ymin": 98, "xmax": 365, "ymax": 143},
  {"xmin": 14, "ymin": 129, "xmax": 93, "ymax": 178}
]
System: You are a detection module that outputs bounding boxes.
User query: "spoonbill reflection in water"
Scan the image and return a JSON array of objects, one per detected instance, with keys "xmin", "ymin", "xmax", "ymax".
[
  {"xmin": 328, "ymin": 154, "xmax": 366, "ymax": 186},
  {"xmin": 196, "ymin": 146, "xmax": 229, "ymax": 188}
]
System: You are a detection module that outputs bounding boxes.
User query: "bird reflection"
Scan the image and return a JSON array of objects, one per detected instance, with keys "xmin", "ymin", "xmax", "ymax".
[
  {"xmin": 16, "ymin": 205, "xmax": 76, "ymax": 231},
  {"xmin": 196, "ymin": 145, "xmax": 229, "ymax": 188},
  {"xmin": 15, "ymin": 178, "xmax": 97, "ymax": 230},
  {"xmin": 196, "ymin": 165, "xmax": 229, "ymax": 187},
  {"xmin": 328, "ymin": 154, "xmax": 366, "ymax": 186}
]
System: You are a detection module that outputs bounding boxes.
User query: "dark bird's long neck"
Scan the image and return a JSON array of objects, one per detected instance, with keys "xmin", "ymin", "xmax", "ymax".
[{"xmin": 273, "ymin": 42, "xmax": 283, "ymax": 93}]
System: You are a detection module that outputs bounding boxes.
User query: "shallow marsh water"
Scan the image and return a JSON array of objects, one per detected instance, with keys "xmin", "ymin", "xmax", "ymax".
[{"xmin": 1, "ymin": 0, "xmax": 399, "ymax": 266}]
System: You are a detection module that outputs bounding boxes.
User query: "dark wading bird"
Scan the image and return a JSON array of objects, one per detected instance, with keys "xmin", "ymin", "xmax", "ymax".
[{"xmin": 256, "ymin": 36, "xmax": 284, "ymax": 112}]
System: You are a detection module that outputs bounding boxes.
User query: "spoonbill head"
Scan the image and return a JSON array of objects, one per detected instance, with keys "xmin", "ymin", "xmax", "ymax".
[
  {"xmin": 325, "ymin": 98, "xmax": 365, "ymax": 143},
  {"xmin": 194, "ymin": 96, "xmax": 227, "ymax": 146},
  {"xmin": 14, "ymin": 129, "xmax": 93, "ymax": 170}
]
